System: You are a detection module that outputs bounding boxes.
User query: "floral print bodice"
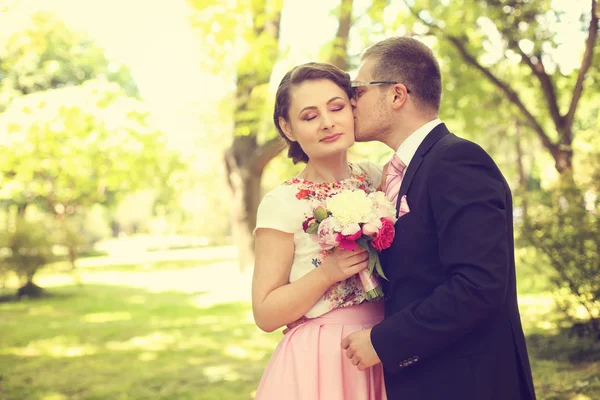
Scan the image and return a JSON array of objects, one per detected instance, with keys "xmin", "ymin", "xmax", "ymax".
[{"xmin": 255, "ymin": 162, "xmax": 382, "ymax": 318}]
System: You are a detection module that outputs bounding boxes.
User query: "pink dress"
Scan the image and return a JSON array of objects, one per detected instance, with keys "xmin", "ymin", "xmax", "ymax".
[{"xmin": 254, "ymin": 162, "xmax": 387, "ymax": 400}]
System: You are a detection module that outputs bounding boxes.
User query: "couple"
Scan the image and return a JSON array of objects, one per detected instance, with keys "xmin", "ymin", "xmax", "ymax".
[{"xmin": 252, "ymin": 37, "xmax": 537, "ymax": 400}]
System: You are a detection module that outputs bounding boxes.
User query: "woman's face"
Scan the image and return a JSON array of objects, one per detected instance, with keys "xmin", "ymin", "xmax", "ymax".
[{"xmin": 279, "ymin": 79, "xmax": 355, "ymax": 160}]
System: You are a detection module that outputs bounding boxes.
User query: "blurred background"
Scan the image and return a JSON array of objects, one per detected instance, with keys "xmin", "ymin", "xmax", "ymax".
[{"xmin": 0, "ymin": 0, "xmax": 598, "ymax": 399}]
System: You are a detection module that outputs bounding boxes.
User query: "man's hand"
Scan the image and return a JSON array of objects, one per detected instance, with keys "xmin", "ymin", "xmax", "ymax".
[
  {"xmin": 282, "ymin": 317, "xmax": 308, "ymax": 335},
  {"xmin": 341, "ymin": 328, "xmax": 381, "ymax": 371}
]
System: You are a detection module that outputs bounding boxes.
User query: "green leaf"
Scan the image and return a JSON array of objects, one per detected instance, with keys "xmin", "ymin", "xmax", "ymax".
[
  {"xmin": 305, "ymin": 222, "xmax": 319, "ymax": 235},
  {"xmin": 357, "ymin": 237, "xmax": 369, "ymax": 250},
  {"xmin": 374, "ymin": 251, "xmax": 388, "ymax": 281}
]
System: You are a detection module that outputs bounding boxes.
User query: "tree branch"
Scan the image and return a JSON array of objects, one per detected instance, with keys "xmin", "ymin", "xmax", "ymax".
[
  {"xmin": 403, "ymin": 2, "xmax": 559, "ymax": 157},
  {"xmin": 507, "ymin": 38, "xmax": 563, "ymax": 130},
  {"xmin": 253, "ymin": 136, "xmax": 285, "ymax": 174},
  {"xmin": 564, "ymin": 0, "xmax": 599, "ymax": 134}
]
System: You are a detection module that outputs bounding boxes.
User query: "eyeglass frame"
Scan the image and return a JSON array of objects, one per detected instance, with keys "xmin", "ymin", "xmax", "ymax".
[{"xmin": 350, "ymin": 81, "xmax": 411, "ymax": 97}]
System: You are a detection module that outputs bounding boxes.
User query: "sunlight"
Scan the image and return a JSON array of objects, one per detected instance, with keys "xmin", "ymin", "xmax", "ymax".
[
  {"xmin": 3, "ymin": 338, "xmax": 98, "ymax": 358},
  {"xmin": 225, "ymin": 345, "xmax": 249, "ymax": 358},
  {"xmin": 82, "ymin": 311, "xmax": 132, "ymax": 323},
  {"xmin": 202, "ymin": 365, "xmax": 242, "ymax": 383},
  {"xmin": 41, "ymin": 394, "xmax": 68, "ymax": 400},
  {"xmin": 106, "ymin": 331, "xmax": 178, "ymax": 351},
  {"xmin": 138, "ymin": 351, "xmax": 158, "ymax": 361}
]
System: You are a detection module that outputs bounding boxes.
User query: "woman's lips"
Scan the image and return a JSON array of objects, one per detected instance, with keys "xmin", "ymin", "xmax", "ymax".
[{"xmin": 320, "ymin": 133, "xmax": 342, "ymax": 142}]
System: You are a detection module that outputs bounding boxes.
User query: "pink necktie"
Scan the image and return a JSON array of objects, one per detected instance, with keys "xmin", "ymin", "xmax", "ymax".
[{"xmin": 385, "ymin": 154, "xmax": 406, "ymax": 208}]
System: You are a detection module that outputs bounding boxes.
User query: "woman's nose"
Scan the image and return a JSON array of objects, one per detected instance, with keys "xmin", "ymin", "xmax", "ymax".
[{"xmin": 320, "ymin": 114, "xmax": 334, "ymax": 129}]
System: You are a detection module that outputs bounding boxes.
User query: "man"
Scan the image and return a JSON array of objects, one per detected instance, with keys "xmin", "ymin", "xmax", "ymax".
[{"xmin": 341, "ymin": 36, "xmax": 537, "ymax": 399}]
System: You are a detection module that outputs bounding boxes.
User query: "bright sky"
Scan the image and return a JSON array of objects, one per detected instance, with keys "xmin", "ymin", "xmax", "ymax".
[
  {"xmin": 2, "ymin": 0, "xmax": 590, "ymax": 153},
  {"xmin": 3, "ymin": 0, "xmax": 350, "ymax": 152}
]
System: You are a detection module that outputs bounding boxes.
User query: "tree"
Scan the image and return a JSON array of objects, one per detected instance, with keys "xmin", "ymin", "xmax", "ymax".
[
  {"xmin": 0, "ymin": 79, "xmax": 184, "ymax": 290},
  {"xmin": 188, "ymin": 0, "xmax": 374, "ymax": 268},
  {"xmin": 0, "ymin": 11, "xmax": 138, "ymax": 112},
  {"xmin": 188, "ymin": 0, "xmax": 284, "ymax": 268},
  {"xmin": 400, "ymin": 0, "xmax": 599, "ymax": 177}
]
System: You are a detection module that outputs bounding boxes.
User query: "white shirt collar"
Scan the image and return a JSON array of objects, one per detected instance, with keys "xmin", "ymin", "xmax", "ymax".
[{"xmin": 395, "ymin": 118, "xmax": 442, "ymax": 167}]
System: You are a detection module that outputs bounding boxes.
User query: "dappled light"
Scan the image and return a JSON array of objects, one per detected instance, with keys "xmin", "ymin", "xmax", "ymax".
[
  {"xmin": 0, "ymin": 0, "xmax": 598, "ymax": 399},
  {"xmin": 3, "ymin": 337, "xmax": 97, "ymax": 358},
  {"xmin": 83, "ymin": 311, "xmax": 132, "ymax": 323}
]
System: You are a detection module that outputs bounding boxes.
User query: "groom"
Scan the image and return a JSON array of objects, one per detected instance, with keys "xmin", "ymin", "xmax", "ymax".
[{"xmin": 341, "ymin": 37, "xmax": 537, "ymax": 399}]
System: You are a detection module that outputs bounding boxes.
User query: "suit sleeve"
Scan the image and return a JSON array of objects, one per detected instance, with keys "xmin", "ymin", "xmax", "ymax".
[{"xmin": 370, "ymin": 140, "xmax": 510, "ymax": 374}]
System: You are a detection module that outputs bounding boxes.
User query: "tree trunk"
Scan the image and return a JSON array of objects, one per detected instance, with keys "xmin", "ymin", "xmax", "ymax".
[
  {"xmin": 225, "ymin": 136, "xmax": 263, "ymax": 270},
  {"xmin": 224, "ymin": 0, "xmax": 355, "ymax": 270},
  {"xmin": 225, "ymin": 0, "xmax": 283, "ymax": 270},
  {"xmin": 17, "ymin": 280, "xmax": 44, "ymax": 298},
  {"xmin": 330, "ymin": 0, "xmax": 353, "ymax": 70}
]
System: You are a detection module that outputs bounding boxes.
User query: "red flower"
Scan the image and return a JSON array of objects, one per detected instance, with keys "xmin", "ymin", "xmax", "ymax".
[
  {"xmin": 296, "ymin": 189, "xmax": 311, "ymax": 199},
  {"xmin": 337, "ymin": 230, "xmax": 362, "ymax": 251},
  {"xmin": 372, "ymin": 218, "xmax": 395, "ymax": 251}
]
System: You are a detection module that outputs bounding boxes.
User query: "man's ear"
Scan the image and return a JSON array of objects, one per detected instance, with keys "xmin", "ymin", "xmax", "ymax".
[
  {"xmin": 391, "ymin": 84, "xmax": 409, "ymax": 111},
  {"xmin": 279, "ymin": 117, "xmax": 296, "ymax": 142}
]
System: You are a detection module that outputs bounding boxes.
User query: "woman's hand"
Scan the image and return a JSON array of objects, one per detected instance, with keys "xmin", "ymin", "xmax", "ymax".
[{"xmin": 319, "ymin": 247, "xmax": 369, "ymax": 285}]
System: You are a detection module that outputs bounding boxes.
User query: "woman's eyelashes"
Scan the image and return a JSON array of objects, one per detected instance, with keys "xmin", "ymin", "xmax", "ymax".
[{"xmin": 301, "ymin": 104, "xmax": 346, "ymax": 121}]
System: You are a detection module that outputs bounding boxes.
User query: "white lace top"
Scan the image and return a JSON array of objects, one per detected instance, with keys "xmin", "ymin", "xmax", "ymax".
[{"xmin": 254, "ymin": 162, "xmax": 382, "ymax": 318}]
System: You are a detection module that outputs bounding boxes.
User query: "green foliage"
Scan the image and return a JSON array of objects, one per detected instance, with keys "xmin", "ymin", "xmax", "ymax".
[
  {"xmin": 0, "ymin": 217, "xmax": 56, "ymax": 284},
  {"xmin": 522, "ymin": 177, "xmax": 600, "ymax": 332},
  {"xmin": 0, "ymin": 11, "xmax": 138, "ymax": 111},
  {"xmin": 399, "ymin": 0, "xmax": 598, "ymax": 178},
  {"xmin": 0, "ymin": 78, "xmax": 183, "ymax": 215}
]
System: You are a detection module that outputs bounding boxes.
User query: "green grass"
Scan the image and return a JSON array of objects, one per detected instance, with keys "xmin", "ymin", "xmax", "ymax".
[
  {"xmin": 0, "ymin": 284, "xmax": 278, "ymax": 400},
  {"xmin": 0, "ymin": 254, "xmax": 598, "ymax": 400}
]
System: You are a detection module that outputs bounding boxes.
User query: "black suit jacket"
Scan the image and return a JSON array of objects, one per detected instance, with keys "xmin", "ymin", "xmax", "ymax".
[{"xmin": 371, "ymin": 124, "xmax": 536, "ymax": 399}]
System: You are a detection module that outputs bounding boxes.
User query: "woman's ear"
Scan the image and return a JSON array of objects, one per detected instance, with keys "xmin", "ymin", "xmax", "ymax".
[{"xmin": 279, "ymin": 117, "xmax": 296, "ymax": 142}]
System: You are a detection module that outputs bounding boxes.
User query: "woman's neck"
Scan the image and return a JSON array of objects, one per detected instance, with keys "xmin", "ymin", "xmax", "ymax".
[{"xmin": 299, "ymin": 154, "xmax": 350, "ymax": 183}]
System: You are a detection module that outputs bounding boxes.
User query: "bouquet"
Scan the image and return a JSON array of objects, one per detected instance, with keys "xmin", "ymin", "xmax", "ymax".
[{"xmin": 302, "ymin": 190, "xmax": 398, "ymax": 300}]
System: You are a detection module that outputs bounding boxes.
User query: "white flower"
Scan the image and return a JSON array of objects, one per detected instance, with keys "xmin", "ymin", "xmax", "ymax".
[
  {"xmin": 368, "ymin": 191, "xmax": 397, "ymax": 222},
  {"xmin": 341, "ymin": 222, "xmax": 361, "ymax": 236},
  {"xmin": 326, "ymin": 190, "xmax": 373, "ymax": 226}
]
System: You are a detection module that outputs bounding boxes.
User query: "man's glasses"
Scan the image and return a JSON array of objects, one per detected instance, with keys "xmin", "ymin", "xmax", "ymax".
[{"xmin": 350, "ymin": 81, "xmax": 411, "ymax": 97}]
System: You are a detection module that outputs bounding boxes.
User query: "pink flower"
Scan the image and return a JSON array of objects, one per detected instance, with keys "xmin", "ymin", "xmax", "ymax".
[
  {"xmin": 362, "ymin": 221, "xmax": 381, "ymax": 237},
  {"xmin": 313, "ymin": 217, "xmax": 341, "ymax": 250},
  {"xmin": 337, "ymin": 229, "xmax": 362, "ymax": 251},
  {"xmin": 372, "ymin": 218, "xmax": 395, "ymax": 251}
]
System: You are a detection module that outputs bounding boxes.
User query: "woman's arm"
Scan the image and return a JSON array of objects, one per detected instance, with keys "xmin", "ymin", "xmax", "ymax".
[{"xmin": 252, "ymin": 228, "xmax": 369, "ymax": 333}]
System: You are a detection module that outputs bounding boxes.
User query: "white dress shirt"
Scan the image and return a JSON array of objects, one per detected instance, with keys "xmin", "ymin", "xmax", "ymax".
[{"xmin": 395, "ymin": 118, "xmax": 442, "ymax": 168}]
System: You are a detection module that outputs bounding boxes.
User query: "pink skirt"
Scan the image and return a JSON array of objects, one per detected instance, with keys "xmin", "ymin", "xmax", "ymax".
[{"xmin": 255, "ymin": 301, "xmax": 387, "ymax": 400}]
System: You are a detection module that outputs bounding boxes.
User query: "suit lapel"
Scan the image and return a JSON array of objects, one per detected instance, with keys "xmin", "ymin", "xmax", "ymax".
[{"xmin": 396, "ymin": 123, "xmax": 450, "ymax": 214}]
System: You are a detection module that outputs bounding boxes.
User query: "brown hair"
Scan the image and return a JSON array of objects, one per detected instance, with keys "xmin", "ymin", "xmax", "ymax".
[
  {"xmin": 273, "ymin": 62, "xmax": 352, "ymax": 164},
  {"xmin": 363, "ymin": 37, "xmax": 441, "ymax": 112}
]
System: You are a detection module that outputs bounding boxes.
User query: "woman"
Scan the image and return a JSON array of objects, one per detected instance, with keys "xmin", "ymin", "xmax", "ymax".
[{"xmin": 252, "ymin": 62, "xmax": 387, "ymax": 400}]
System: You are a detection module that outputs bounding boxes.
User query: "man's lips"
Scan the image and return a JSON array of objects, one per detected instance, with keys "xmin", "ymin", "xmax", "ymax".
[{"xmin": 320, "ymin": 133, "xmax": 342, "ymax": 142}]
